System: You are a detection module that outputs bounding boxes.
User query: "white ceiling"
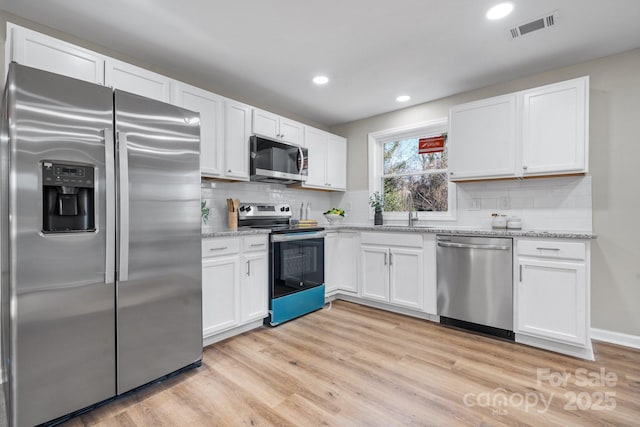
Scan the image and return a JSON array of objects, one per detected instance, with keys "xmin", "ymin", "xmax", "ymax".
[{"xmin": 1, "ymin": 0, "xmax": 640, "ymax": 126}]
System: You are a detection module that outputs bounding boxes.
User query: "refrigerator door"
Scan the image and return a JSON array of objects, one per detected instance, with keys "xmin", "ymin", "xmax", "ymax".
[
  {"xmin": 1, "ymin": 64, "xmax": 116, "ymax": 426},
  {"xmin": 114, "ymin": 90, "xmax": 202, "ymax": 394}
]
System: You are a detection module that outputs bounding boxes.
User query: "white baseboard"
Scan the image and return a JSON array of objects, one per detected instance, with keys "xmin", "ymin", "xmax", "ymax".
[
  {"xmin": 591, "ymin": 328, "xmax": 640, "ymax": 349},
  {"xmin": 202, "ymin": 319, "xmax": 265, "ymax": 348}
]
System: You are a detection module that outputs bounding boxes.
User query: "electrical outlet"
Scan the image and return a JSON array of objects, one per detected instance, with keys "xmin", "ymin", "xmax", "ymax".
[
  {"xmin": 469, "ymin": 198, "xmax": 481, "ymax": 211},
  {"xmin": 500, "ymin": 196, "xmax": 511, "ymax": 210}
]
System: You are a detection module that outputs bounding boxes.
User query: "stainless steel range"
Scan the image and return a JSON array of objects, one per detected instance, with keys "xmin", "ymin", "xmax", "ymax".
[{"xmin": 238, "ymin": 202, "xmax": 326, "ymax": 326}]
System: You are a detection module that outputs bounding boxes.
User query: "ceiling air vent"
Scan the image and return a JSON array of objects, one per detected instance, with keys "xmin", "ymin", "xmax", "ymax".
[{"xmin": 509, "ymin": 11, "xmax": 558, "ymax": 39}]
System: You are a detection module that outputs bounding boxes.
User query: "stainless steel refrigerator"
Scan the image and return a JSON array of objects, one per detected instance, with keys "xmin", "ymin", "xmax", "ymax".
[{"xmin": 0, "ymin": 63, "xmax": 203, "ymax": 426}]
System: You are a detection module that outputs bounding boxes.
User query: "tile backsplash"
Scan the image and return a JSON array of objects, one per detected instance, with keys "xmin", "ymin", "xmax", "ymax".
[
  {"xmin": 203, "ymin": 175, "xmax": 592, "ymax": 232},
  {"xmin": 329, "ymin": 175, "xmax": 592, "ymax": 232},
  {"xmin": 201, "ymin": 180, "xmax": 333, "ymax": 231}
]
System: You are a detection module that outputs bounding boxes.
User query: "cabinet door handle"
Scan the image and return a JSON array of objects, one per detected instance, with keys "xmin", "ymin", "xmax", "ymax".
[
  {"xmin": 519, "ymin": 265, "xmax": 523, "ymax": 282},
  {"xmin": 536, "ymin": 247, "xmax": 560, "ymax": 251},
  {"xmin": 246, "ymin": 260, "xmax": 251, "ymax": 276},
  {"xmin": 383, "ymin": 253, "xmax": 387, "ymax": 265},
  {"xmin": 209, "ymin": 246, "xmax": 228, "ymax": 251},
  {"xmin": 389, "ymin": 253, "xmax": 393, "ymax": 266},
  {"xmin": 523, "ymin": 165, "xmax": 528, "ymax": 170}
]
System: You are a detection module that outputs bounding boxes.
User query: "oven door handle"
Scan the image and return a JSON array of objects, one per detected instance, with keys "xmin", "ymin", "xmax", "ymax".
[{"xmin": 271, "ymin": 231, "xmax": 327, "ymax": 242}]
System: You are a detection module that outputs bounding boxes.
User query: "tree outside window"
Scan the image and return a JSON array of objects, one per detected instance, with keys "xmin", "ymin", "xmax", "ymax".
[{"xmin": 382, "ymin": 134, "xmax": 449, "ymax": 212}]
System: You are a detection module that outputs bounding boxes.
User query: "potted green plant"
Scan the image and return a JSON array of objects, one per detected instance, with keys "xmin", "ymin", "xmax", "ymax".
[
  {"xmin": 369, "ymin": 191, "xmax": 384, "ymax": 225},
  {"xmin": 201, "ymin": 200, "xmax": 210, "ymax": 224}
]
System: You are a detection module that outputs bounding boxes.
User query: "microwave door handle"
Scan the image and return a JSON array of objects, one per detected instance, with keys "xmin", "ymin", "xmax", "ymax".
[{"xmin": 298, "ymin": 146, "xmax": 304, "ymax": 173}]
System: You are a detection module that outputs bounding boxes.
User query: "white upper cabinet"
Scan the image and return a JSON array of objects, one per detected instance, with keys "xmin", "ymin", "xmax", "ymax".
[
  {"xmin": 448, "ymin": 94, "xmax": 518, "ymax": 180},
  {"xmin": 224, "ymin": 99, "xmax": 252, "ymax": 181},
  {"xmin": 448, "ymin": 76, "xmax": 589, "ymax": 181},
  {"xmin": 252, "ymin": 109, "xmax": 304, "ymax": 146},
  {"xmin": 326, "ymin": 135, "xmax": 347, "ymax": 189},
  {"xmin": 521, "ymin": 77, "xmax": 589, "ymax": 176},
  {"xmin": 301, "ymin": 127, "xmax": 347, "ymax": 191},
  {"xmin": 7, "ymin": 24, "xmax": 105, "ymax": 84},
  {"xmin": 173, "ymin": 83, "xmax": 224, "ymax": 177},
  {"xmin": 105, "ymin": 58, "xmax": 172, "ymax": 103}
]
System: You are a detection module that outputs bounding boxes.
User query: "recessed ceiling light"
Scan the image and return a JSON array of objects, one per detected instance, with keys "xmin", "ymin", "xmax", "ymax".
[
  {"xmin": 312, "ymin": 75, "xmax": 329, "ymax": 85},
  {"xmin": 396, "ymin": 95, "xmax": 411, "ymax": 102},
  {"xmin": 486, "ymin": 2, "xmax": 514, "ymax": 20}
]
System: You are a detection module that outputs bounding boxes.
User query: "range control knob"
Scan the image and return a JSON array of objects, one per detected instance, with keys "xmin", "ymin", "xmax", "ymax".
[
  {"xmin": 245, "ymin": 206, "xmax": 252, "ymax": 212},
  {"xmin": 285, "ymin": 206, "xmax": 290, "ymax": 212},
  {"xmin": 280, "ymin": 206, "xmax": 286, "ymax": 212}
]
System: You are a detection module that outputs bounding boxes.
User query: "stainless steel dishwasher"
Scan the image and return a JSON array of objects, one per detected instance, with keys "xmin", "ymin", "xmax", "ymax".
[{"xmin": 436, "ymin": 235, "xmax": 514, "ymax": 340}]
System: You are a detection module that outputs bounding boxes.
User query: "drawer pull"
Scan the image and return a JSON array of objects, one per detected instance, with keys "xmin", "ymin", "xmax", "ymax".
[
  {"xmin": 536, "ymin": 247, "xmax": 560, "ymax": 251},
  {"xmin": 250, "ymin": 243, "xmax": 264, "ymax": 247},
  {"xmin": 209, "ymin": 246, "xmax": 228, "ymax": 251}
]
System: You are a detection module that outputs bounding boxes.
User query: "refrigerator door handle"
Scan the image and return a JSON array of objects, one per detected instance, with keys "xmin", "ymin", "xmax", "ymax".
[
  {"xmin": 104, "ymin": 128, "xmax": 116, "ymax": 284},
  {"xmin": 117, "ymin": 131, "xmax": 130, "ymax": 282}
]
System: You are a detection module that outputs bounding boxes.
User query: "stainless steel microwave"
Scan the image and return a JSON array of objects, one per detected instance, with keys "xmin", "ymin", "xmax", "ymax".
[{"xmin": 250, "ymin": 135, "xmax": 308, "ymax": 184}]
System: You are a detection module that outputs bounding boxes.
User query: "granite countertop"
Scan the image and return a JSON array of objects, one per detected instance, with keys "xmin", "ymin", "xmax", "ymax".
[
  {"xmin": 202, "ymin": 227, "xmax": 271, "ymax": 238},
  {"xmin": 322, "ymin": 224, "xmax": 597, "ymax": 239},
  {"xmin": 202, "ymin": 224, "xmax": 596, "ymax": 240}
]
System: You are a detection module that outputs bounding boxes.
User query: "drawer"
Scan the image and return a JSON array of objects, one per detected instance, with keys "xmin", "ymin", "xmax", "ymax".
[
  {"xmin": 202, "ymin": 237, "xmax": 240, "ymax": 258},
  {"xmin": 360, "ymin": 232, "xmax": 422, "ymax": 247},
  {"xmin": 517, "ymin": 239, "xmax": 586, "ymax": 260},
  {"xmin": 242, "ymin": 235, "xmax": 269, "ymax": 252}
]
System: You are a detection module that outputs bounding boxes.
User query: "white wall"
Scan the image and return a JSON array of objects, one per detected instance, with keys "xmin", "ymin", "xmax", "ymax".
[{"xmin": 332, "ymin": 48, "xmax": 640, "ymax": 337}]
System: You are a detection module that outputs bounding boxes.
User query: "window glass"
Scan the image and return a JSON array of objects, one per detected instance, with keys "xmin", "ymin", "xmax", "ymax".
[
  {"xmin": 383, "ymin": 138, "xmax": 446, "ymax": 174},
  {"xmin": 383, "ymin": 173, "xmax": 449, "ymax": 212},
  {"xmin": 381, "ymin": 135, "xmax": 449, "ymax": 212}
]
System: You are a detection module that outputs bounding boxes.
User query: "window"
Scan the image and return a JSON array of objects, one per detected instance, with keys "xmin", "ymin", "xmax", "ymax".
[{"xmin": 368, "ymin": 118, "xmax": 455, "ymax": 220}]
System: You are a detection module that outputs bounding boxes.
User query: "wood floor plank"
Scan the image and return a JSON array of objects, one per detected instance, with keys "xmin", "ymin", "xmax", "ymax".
[{"xmin": 53, "ymin": 300, "xmax": 640, "ymax": 426}]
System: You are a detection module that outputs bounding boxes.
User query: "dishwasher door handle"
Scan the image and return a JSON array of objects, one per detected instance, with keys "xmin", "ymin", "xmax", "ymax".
[{"xmin": 437, "ymin": 241, "xmax": 511, "ymax": 250}]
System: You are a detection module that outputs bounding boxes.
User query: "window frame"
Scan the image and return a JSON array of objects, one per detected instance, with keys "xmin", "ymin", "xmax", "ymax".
[{"xmin": 368, "ymin": 118, "xmax": 456, "ymax": 221}]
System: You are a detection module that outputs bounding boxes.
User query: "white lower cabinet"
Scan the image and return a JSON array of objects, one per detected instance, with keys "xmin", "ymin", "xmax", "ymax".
[
  {"xmin": 201, "ymin": 235, "xmax": 268, "ymax": 344},
  {"xmin": 202, "ymin": 255, "xmax": 240, "ymax": 336},
  {"xmin": 240, "ymin": 246, "xmax": 269, "ymax": 322},
  {"xmin": 360, "ymin": 233, "xmax": 424, "ymax": 311},
  {"xmin": 515, "ymin": 238, "xmax": 592, "ymax": 359},
  {"xmin": 361, "ymin": 246, "xmax": 389, "ymax": 301},
  {"xmin": 325, "ymin": 232, "xmax": 358, "ymax": 295}
]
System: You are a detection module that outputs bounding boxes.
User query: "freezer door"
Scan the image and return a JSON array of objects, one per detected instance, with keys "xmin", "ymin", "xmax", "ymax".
[
  {"xmin": 114, "ymin": 90, "xmax": 202, "ymax": 394},
  {"xmin": 1, "ymin": 64, "xmax": 115, "ymax": 426}
]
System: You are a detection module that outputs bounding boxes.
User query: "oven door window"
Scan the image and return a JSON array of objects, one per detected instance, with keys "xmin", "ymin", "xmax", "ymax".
[{"xmin": 272, "ymin": 237, "xmax": 324, "ymax": 298}]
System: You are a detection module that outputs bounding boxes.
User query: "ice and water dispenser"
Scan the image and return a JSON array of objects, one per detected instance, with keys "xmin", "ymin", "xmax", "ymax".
[{"xmin": 42, "ymin": 161, "xmax": 95, "ymax": 233}]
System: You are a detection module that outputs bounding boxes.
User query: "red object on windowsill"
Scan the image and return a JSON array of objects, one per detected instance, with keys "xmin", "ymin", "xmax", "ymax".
[{"xmin": 418, "ymin": 135, "xmax": 445, "ymax": 154}]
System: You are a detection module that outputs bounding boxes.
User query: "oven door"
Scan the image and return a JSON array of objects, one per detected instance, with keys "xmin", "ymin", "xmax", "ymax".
[{"xmin": 271, "ymin": 231, "xmax": 325, "ymax": 299}]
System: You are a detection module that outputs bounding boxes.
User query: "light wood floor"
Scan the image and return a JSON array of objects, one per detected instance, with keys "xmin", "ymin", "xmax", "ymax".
[{"xmin": 61, "ymin": 300, "xmax": 639, "ymax": 426}]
